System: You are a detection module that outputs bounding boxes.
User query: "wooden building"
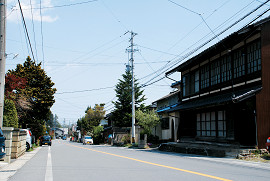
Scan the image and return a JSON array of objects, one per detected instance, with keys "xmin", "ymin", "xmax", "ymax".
[
  {"xmin": 152, "ymin": 85, "xmax": 180, "ymax": 142},
  {"xmin": 166, "ymin": 17, "xmax": 270, "ymax": 148}
]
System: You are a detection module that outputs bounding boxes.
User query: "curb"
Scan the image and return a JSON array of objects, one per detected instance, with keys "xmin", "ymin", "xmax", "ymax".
[{"xmin": 0, "ymin": 147, "xmax": 42, "ymax": 181}]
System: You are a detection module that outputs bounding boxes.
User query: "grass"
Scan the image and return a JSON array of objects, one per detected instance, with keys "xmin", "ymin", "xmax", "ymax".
[{"xmin": 26, "ymin": 143, "xmax": 39, "ymax": 152}]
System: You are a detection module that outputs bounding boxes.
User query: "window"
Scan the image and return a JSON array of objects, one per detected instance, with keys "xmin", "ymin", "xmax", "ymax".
[
  {"xmin": 195, "ymin": 71, "xmax": 199, "ymax": 93},
  {"xmin": 211, "ymin": 60, "xmax": 221, "ymax": 85},
  {"xmin": 182, "ymin": 70, "xmax": 199, "ymax": 97},
  {"xmin": 221, "ymin": 55, "xmax": 232, "ymax": 82},
  {"xmin": 233, "ymin": 50, "xmax": 245, "ymax": 78},
  {"xmin": 247, "ymin": 40, "xmax": 261, "ymax": 74},
  {"xmin": 200, "ymin": 65, "xmax": 209, "ymax": 89},
  {"xmin": 196, "ymin": 112, "xmax": 216, "ymax": 137},
  {"xmin": 161, "ymin": 117, "xmax": 169, "ymax": 129},
  {"xmin": 197, "ymin": 111, "xmax": 226, "ymax": 138},
  {"xmin": 182, "ymin": 75, "xmax": 188, "ymax": 97},
  {"xmin": 217, "ymin": 111, "xmax": 226, "ymax": 137}
]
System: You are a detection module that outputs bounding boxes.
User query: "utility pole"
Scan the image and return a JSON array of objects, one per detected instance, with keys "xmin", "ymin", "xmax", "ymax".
[
  {"xmin": 0, "ymin": 0, "xmax": 6, "ymax": 128},
  {"xmin": 54, "ymin": 115, "xmax": 56, "ymax": 139},
  {"xmin": 126, "ymin": 31, "xmax": 138, "ymax": 144}
]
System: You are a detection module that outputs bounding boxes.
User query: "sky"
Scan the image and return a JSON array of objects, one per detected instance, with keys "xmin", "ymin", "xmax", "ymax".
[{"xmin": 5, "ymin": 0, "xmax": 270, "ymax": 125}]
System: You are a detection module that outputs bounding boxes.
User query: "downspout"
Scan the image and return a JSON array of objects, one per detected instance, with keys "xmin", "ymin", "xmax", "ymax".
[{"xmin": 254, "ymin": 110, "xmax": 258, "ymax": 147}]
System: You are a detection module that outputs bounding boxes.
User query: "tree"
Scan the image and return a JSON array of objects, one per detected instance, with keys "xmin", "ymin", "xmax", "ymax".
[
  {"xmin": 135, "ymin": 109, "xmax": 160, "ymax": 136},
  {"xmin": 47, "ymin": 113, "xmax": 61, "ymax": 128},
  {"xmin": 5, "ymin": 73, "xmax": 31, "ymax": 121},
  {"xmin": 110, "ymin": 70, "xmax": 146, "ymax": 127},
  {"xmin": 92, "ymin": 126, "xmax": 104, "ymax": 144},
  {"xmin": 3, "ymin": 99, "xmax": 18, "ymax": 128},
  {"xmin": 80, "ymin": 104, "xmax": 105, "ymax": 133},
  {"xmin": 7, "ymin": 56, "xmax": 57, "ymax": 138}
]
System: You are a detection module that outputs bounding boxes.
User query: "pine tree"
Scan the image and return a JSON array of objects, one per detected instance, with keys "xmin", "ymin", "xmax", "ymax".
[{"xmin": 110, "ymin": 70, "xmax": 146, "ymax": 127}]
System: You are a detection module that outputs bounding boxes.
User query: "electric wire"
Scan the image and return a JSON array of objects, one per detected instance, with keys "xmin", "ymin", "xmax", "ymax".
[
  {"xmin": 40, "ymin": 0, "xmax": 45, "ymax": 69},
  {"xmin": 55, "ymin": 96, "xmax": 84, "ymax": 110},
  {"xmin": 141, "ymin": 0, "xmax": 270, "ymax": 87},
  {"xmin": 99, "ymin": 0, "xmax": 128, "ymax": 31},
  {"xmin": 29, "ymin": 0, "xmax": 38, "ymax": 61},
  {"xmin": 17, "ymin": 0, "xmax": 36, "ymax": 62},
  {"xmin": 26, "ymin": 0, "xmax": 98, "ymax": 10},
  {"xmin": 137, "ymin": 45, "xmax": 178, "ymax": 56},
  {"xmin": 55, "ymin": 86, "xmax": 115, "ymax": 95},
  {"xmin": 138, "ymin": 51, "xmax": 170, "ymax": 86},
  {"xmin": 139, "ymin": 0, "xmax": 253, "ymax": 82}
]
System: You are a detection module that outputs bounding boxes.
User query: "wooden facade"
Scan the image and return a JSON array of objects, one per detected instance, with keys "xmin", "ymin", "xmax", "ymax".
[
  {"xmin": 166, "ymin": 17, "xmax": 270, "ymax": 148},
  {"xmin": 256, "ymin": 21, "xmax": 270, "ymax": 148}
]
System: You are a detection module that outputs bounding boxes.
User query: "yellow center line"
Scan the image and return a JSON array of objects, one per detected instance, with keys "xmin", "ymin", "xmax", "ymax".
[{"xmin": 62, "ymin": 142, "xmax": 232, "ymax": 181}]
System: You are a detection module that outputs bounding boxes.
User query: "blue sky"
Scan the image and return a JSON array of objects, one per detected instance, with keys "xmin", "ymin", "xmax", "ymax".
[{"xmin": 6, "ymin": 0, "xmax": 270, "ymax": 125}]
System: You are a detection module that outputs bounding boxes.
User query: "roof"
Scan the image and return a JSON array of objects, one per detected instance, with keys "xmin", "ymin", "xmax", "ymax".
[
  {"xmin": 152, "ymin": 90, "xmax": 180, "ymax": 103},
  {"xmin": 166, "ymin": 16, "xmax": 270, "ymax": 75},
  {"xmin": 157, "ymin": 103, "xmax": 178, "ymax": 113},
  {"xmin": 168, "ymin": 85, "xmax": 262, "ymax": 112}
]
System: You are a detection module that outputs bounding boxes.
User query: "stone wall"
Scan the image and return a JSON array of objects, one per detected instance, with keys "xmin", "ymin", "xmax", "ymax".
[{"xmin": 11, "ymin": 129, "xmax": 26, "ymax": 159}]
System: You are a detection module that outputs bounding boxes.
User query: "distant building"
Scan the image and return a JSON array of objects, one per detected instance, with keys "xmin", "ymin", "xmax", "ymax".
[{"xmin": 152, "ymin": 81, "xmax": 181, "ymax": 142}]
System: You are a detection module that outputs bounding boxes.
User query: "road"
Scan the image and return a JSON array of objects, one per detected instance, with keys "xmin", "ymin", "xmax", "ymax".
[{"xmin": 7, "ymin": 139, "xmax": 270, "ymax": 181}]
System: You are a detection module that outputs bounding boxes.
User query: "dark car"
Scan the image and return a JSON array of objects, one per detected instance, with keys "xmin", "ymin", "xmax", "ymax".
[
  {"xmin": 40, "ymin": 135, "xmax": 52, "ymax": 146},
  {"xmin": 0, "ymin": 127, "xmax": 6, "ymax": 159}
]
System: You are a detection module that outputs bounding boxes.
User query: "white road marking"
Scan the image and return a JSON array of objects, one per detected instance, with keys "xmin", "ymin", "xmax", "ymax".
[{"xmin": 45, "ymin": 146, "xmax": 53, "ymax": 181}]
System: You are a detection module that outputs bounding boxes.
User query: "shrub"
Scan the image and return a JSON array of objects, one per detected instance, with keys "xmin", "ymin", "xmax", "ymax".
[
  {"xmin": 262, "ymin": 153, "xmax": 270, "ymax": 160},
  {"xmin": 3, "ymin": 99, "xmax": 18, "ymax": 128},
  {"xmin": 121, "ymin": 134, "xmax": 130, "ymax": 144}
]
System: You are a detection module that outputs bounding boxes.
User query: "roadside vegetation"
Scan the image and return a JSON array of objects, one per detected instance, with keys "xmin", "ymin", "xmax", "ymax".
[
  {"xmin": 4, "ymin": 56, "xmax": 57, "ymax": 139},
  {"xmin": 237, "ymin": 149, "xmax": 270, "ymax": 163}
]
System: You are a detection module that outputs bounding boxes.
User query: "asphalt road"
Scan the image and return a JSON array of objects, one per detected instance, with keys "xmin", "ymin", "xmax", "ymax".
[{"xmin": 7, "ymin": 139, "xmax": 270, "ymax": 181}]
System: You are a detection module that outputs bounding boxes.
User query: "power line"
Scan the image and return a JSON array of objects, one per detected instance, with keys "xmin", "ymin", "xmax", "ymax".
[
  {"xmin": 168, "ymin": 0, "xmax": 200, "ymax": 15},
  {"xmin": 139, "ymin": 51, "xmax": 170, "ymax": 86},
  {"xmin": 139, "ymin": 0, "xmax": 227, "ymax": 82},
  {"xmin": 99, "ymin": 0, "xmax": 128, "ymax": 31},
  {"xmin": 55, "ymin": 96, "xmax": 84, "ymax": 110},
  {"xmin": 158, "ymin": 0, "xmax": 232, "ymax": 62},
  {"xmin": 25, "ymin": 0, "xmax": 98, "ymax": 10},
  {"xmin": 40, "ymin": 0, "xmax": 45, "ymax": 69},
  {"xmin": 168, "ymin": 0, "xmax": 221, "ymax": 42},
  {"xmin": 137, "ymin": 45, "xmax": 179, "ymax": 56},
  {"xmin": 17, "ymin": 0, "xmax": 36, "ymax": 62},
  {"xmin": 29, "ymin": 0, "xmax": 38, "ymax": 61},
  {"xmin": 55, "ymin": 86, "xmax": 115, "ymax": 95},
  {"xmin": 141, "ymin": 0, "xmax": 270, "ymax": 87},
  {"xmin": 42, "ymin": 60, "xmax": 169, "ymax": 66}
]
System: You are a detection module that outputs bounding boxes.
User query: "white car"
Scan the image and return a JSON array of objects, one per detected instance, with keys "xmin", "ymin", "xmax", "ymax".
[
  {"xmin": 21, "ymin": 129, "xmax": 32, "ymax": 151},
  {"xmin": 83, "ymin": 136, "xmax": 93, "ymax": 145}
]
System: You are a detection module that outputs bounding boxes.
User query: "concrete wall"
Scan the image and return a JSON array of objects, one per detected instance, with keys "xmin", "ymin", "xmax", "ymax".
[{"xmin": 2, "ymin": 127, "xmax": 14, "ymax": 163}]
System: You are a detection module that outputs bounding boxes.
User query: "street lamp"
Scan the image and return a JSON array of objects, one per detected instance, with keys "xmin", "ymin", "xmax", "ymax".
[{"xmin": 5, "ymin": 53, "xmax": 19, "ymax": 59}]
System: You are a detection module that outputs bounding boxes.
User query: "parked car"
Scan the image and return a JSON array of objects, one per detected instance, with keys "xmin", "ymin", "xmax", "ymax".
[
  {"xmin": 21, "ymin": 129, "xmax": 32, "ymax": 151},
  {"xmin": 83, "ymin": 136, "xmax": 93, "ymax": 145},
  {"xmin": 266, "ymin": 137, "xmax": 270, "ymax": 152},
  {"xmin": 0, "ymin": 127, "xmax": 6, "ymax": 159},
  {"xmin": 40, "ymin": 135, "xmax": 52, "ymax": 146},
  {"xmin": 62, "ymin": 136, "xmax": 67, "ymax": 140}
]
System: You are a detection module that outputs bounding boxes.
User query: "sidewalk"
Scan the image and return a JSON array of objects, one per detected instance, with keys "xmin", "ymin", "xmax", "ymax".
[{"xmin": 0, "ymin": 147, "xmax": 41, "ymax": 181}]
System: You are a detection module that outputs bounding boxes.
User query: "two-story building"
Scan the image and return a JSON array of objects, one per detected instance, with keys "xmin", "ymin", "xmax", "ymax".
[
  {"xmin": 165, "ymin": 17, "xmax": 270, "ymax": 148},
  {"xmin": 152, "ymin": 81, "xmax": 180, "ymax": 142}
]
